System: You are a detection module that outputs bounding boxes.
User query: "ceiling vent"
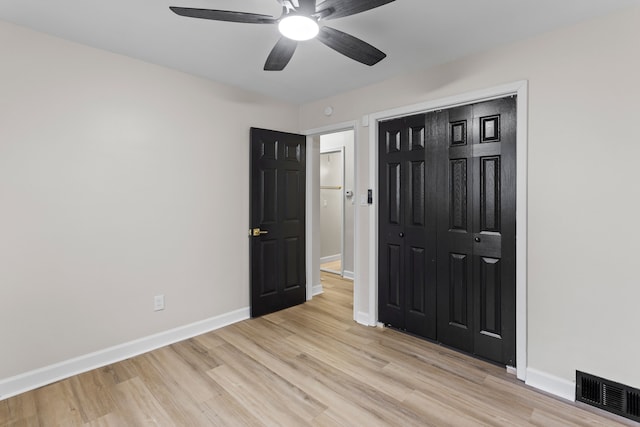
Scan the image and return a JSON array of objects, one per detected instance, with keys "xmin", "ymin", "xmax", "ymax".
[{"xmin": 576, "ymin": 371, "xmax": 640, "ymax": 423}]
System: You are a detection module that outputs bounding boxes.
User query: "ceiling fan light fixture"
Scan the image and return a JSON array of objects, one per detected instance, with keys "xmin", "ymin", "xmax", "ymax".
[{"xmin": 278, "ymin": 15, "xmax": 319, "ymax": 41}]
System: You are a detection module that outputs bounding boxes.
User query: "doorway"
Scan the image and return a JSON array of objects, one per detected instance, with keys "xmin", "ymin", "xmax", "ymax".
[
  {"xmin": 304, "ymin": 126, "xmax": 356, "ymax": 306},
  {"xmin": 318, "ymin": 130, "xmax": 355, "ymax": 280}
]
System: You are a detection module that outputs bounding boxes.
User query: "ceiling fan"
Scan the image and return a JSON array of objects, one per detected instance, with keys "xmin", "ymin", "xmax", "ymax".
[{"xmin": 169, "ymin": 0, "xmax": 395, "ymax": 71}]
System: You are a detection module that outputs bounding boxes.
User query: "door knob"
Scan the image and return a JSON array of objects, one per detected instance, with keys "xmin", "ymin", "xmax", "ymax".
[
  {"xmin": 474, "ymin": 237, "xmax": 481, "ymax": 243},
  {"xmin": 399, "ymin": 232, "xmax": 405, "ymax": 238},
  {"xmin": 250, "ymin": 228, "xmax": 269, "ymax": 237}
]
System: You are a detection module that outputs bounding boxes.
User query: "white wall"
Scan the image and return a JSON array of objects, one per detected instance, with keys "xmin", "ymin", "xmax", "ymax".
[
  {"xmin": 0, "ymin": 21, "xmax": 298, "ymax": 382},
  {"xmin": 300, "ymin": 6, "xmax": 640, "ymax": 391}
]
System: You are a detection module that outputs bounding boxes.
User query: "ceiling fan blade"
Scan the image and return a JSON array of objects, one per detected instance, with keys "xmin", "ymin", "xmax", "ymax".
[
  {"xmin": 169, "ymin": 7, "xmax": 278, "ymax": 24},
  {"xmin": 264, "ymin": 37, "xmax": 298, "ymax": 71},
  {"xmin": 316, "ymin": 0, "xmax": 395, "ymax": 20},
  {"xmin": 317, "ymin": 26, "xmax": 386, "ymax": 66}
]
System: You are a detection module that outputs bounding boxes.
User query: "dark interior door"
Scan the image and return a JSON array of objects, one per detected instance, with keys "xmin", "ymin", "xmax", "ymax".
[
  {"xmin": 378, "ymin": 97, "xmax": 516, "ymax": 367},
  {"xmin": 434, "ymin": 104, "xmax": 475, "ymax": 354},
  {"xmin": 378, "ymin": 114, "xmax": 437, "ymax": 339},
  {"xmin": 436, "ymin": 97, "xmax": 516, "ymax": 366},
  {"xmin": 250, "ymin": 127, "xmax": 306, "ymax": 317}
]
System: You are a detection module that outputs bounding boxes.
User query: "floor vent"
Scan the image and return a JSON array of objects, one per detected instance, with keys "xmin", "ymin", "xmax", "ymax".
[{"xmin": 576, "ymin": 371, "xmax": 640, "ymax": 423}]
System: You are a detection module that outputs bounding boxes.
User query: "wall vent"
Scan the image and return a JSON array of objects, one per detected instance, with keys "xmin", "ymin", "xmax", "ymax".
[{"xmin": 576, "ymin": 371, "xmax": 640, "ymax": 423}]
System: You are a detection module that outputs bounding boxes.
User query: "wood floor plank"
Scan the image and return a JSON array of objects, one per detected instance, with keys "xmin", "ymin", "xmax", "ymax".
[
  {"xmin": 283, "ymin": 334, "xmax": 412, "ymax": 401},
  {"xmin": 1, "ymin": 272, "xmax": 633, "ymax": 426},
  {"xmin": 111, "ymin": 377, "xmax": 174, "ymax": 426},
  {"xmin": 33, "ymin": 380, "xmax": 87, "ymax": 426},
  {"xmin": 402, "ymin": 389, "xmax": 509, "ymax": 427},
  {"xmin": 207, "ymin": 364, "xmax": 309, "ymax": 426},
  {"xmin": 289, "ymin": 352, "xmax": 427, "ymax": 426},
  {"xmin": 0, "ymin": 391, "xmax": 37, "ymax": 426},
  {"xmin": 2, "ymin": 416, "xmax": 40, "ymax": 427},
  {"xmin": 168, "ymin": 338, "xmax": 223, "ymax": 372},
  {"xmin": 143, "ymin": 346, "xmax": 217, "ymax": 403},
  {"xmin": 210, "ymin": 343, "xmax": 327, "ymax": 422},
  {"xmin": 97, "ymin": 360, "xmax": 138, "ymax": 386},
  {"xmin": 270, "ymin": 313, "xmax": 375, "ymax": 349},
  {"xmin": 124, "ymin": 352, "xmax": 218, "ymax": 425},
  {"xmin": 192, "ymin": 331, "xmax": 227, "ymax": 350},
  {"xmin": 380, "ymin": 360, "xmax": 536, "ymax": 424},
  {"xmin": 213, "ymin": 324, "xmax": 391, "ymax": 426},
  {"xmin": 198, "ymin": 394, "xmax": 263, "ymax": 427},
  {"xmin": 67, "ymin": 370, "xmax": 118, "ymax": 424},
  {"xmin": 83, "ymin": 412, "xmax": 128, "ymax": 427},
  {"xmin": 320, "ymin": 260, "xmax": 341, "ymax": 272}
]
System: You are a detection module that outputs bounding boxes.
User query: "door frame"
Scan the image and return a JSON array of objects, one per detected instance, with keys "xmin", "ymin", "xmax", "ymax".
[
  {"xmin": 368, "ymin": 81, "xmax": 528, "ymax": 380},
  {"xmin": 303, "ymin": 121, "xmax": 359, "ymax": 320}
]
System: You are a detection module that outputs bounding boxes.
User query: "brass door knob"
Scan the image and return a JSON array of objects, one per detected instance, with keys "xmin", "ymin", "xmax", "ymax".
[{"xmin": 250, "ymin": 228, "xmax": 269, "ymax": 237}]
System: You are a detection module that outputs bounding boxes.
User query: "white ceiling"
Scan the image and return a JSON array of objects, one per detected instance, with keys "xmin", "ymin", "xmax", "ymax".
[{"xmin": 1, "ymin": 0, "xmax": 638, "ymax": 103}]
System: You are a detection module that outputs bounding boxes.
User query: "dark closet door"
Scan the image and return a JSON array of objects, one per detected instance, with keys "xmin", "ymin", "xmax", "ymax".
[
  {"xmin": 378, "ymin": 114, "xmax": 437, "ymax": 339},
  {"xmin": 249, "ymin": 127, "xmax": 306, "ymax": 317},
  {"xmin": 436, "ymin": 97, "xmax": 516, "ymax": 365}
]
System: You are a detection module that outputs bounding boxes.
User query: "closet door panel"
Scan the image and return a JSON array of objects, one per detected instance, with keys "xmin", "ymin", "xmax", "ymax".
[
  {"xmin": 437, "ymin": 105, "xmax": 474, "ymax": 352},
  {"xmin": 378, "ymin": 118, "xmax": 406, "ymax": 328}
]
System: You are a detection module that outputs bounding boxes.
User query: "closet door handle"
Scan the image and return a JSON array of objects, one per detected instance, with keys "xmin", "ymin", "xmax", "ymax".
[
  {"xmin": 399, "ymin": 232, "xmax": 405, "ymax": 238},
  {"xmin": 474, "ymin": 237, "xmax": 481, "ymax": 243}
]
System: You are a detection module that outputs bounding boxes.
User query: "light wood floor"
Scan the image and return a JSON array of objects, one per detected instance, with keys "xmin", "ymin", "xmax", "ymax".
[
  {"xmin": 1, "ymin": 273, "xmax": 632, "ymax": 426},
  {"xmin": 320, "ymin": 259, "xmax": 341, "ymax": 274}
]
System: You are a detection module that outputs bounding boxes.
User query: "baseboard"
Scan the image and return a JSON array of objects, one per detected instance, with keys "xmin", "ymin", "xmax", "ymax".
[
  {"xmin": 312, "ymin": 284, "xmax": 324, "ymax": 296},
  {"xmin": 526, "ymin": 368, "xmax": 576, "ymax": 402},
  {"xmin": 0, "ymin": 307, "xmax": 250, "ymax": 401},
  {"xmin": 356, "ymin": 311, "xmax": 371, "ymax": 326},
  {"xmin": 320, "ymin": 254, "xmax": 341, "ymax": 263},
  {"xmin": 343, "ymin": 270, "xmax": 354, "ymax": 280}
]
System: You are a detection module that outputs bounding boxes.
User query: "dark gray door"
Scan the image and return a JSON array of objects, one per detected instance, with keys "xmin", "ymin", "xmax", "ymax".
[
  {"xmin": 377, "ymin": 97, "xmax": 516, "ymax": 366},
  {"xmin": 436, "ymin": 97, "xmax": 516, "ymax": 365},
  {"xmin": 378, "ymin": 114, "xmax": 437, "ymax": 339},
  {"xmin": 249, "ymin": 127, "xmax": 306, "ymax": 317}
]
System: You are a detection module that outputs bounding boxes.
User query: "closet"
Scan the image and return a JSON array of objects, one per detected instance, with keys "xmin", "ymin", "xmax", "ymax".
[{"xmin": 378, "ymin": 97, "xmax": 516, "ymax": 366}]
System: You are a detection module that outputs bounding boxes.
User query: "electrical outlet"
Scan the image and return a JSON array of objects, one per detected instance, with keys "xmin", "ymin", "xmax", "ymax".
[{"xmin": 154, "ymin": 295, "xmax": 165, "ymax": 311}]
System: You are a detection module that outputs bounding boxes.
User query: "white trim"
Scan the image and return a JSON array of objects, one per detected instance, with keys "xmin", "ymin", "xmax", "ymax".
[
  {"xmin": 339, "ymin": 147, "xmax": 346, "ymax": 278},
  {"xmin": 515, "ymin": 83, "xmax": 529, "ymax": 382},
  {"xmin": 526, "ymin": 368, "xmax": 576, "ymax": 402},
  {"xmin": 320, "ymin": 254, "xmax": 341, "ymax": 263},
  {"xmin": 305, "ymin": 134, "xmax": 320, "ymax": 302},
  {"xmin": 366, "ymin": 81, "xmax": 529, "ymax": 377},
  {"xmin": 0, "ymin": 307, "xmax": 249, "ymax": 401},
  {"xmin": 342, "ymin": 270, "xmax": 354, "ymax": 280},
  {"xmin": 303, "ymin": 120, "xmax": 358, "ymax": 137},
  {"xmin": 312, "ymin": 284, "xmax": 324, "ymax": 296},
  {"xmin": 356, "ymin": 311, "xmax": 370, "ymax": 326}
]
